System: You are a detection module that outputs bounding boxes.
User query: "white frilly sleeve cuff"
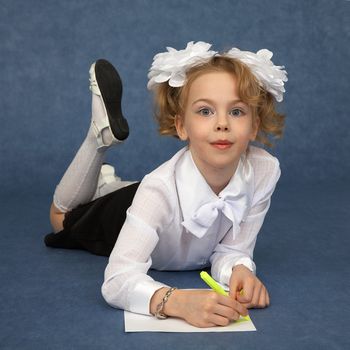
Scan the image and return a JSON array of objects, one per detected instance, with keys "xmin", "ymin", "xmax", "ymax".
[{"xmin": 128, "ymin": 280, "xmax": 170, "ymax": 315}]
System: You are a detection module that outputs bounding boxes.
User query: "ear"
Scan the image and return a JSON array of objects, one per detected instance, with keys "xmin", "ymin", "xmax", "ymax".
[
  {"xmin": 250, "ymin": 116, "xmax": 260, "ymax": 141},
  {"xmin": 175, "ymin": 115, "xmax": 188, "ymax": 141}
]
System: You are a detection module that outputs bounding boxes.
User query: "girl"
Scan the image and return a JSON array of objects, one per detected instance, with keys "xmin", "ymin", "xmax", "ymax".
[{"xmin": 45, "ymin": 41, "xmax": 287, "ymax": 328}]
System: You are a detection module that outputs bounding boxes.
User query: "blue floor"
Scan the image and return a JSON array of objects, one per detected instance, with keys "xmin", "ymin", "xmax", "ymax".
[{"xmin": 1, "ymin": 180, "xmax": 349, "ymax": 350}]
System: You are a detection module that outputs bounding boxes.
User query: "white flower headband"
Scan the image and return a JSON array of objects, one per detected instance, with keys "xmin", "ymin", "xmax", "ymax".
[{"xmin": 147, "ymin": 41, "xmax": 288, "ymax": 102}]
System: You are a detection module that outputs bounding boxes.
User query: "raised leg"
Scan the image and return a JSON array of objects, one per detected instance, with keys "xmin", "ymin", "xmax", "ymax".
[{"xmin": 49, "ymin": 59, "xmax": 129, "ymax": 233}]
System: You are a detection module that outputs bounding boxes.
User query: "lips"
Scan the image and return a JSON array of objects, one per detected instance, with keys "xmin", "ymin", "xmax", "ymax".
[{"xmin": 210, "ymin": 140, "xmax": 233, "ymax": 150}]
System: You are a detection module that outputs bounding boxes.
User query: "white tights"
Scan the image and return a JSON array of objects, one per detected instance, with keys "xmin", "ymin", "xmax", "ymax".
[{"xmin": 53, "ymin": 94, "xmax": 133, "ymax": 213}]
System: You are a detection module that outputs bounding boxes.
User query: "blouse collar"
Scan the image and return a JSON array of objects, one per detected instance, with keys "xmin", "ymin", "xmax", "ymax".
[{"xmin": 175, "ymin": 147, "xmax": 254, "ymax": 238}]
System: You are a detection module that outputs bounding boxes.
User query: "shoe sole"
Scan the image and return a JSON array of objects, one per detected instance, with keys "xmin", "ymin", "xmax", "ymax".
[{"xmin": 94, "ymin": 59, "xmax": 129, "ymax": 141}]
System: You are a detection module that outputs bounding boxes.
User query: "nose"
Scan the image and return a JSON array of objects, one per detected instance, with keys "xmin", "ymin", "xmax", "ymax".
[{"xmin": 215, "ymin": 113, "xmax": 230, "ymax": 132}]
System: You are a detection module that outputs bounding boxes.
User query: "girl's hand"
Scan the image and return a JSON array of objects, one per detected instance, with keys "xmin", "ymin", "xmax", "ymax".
[
  {"xmin": 151, "ymin": 288, "xmax": 248, "ymax": 328},
  {"xmin": 229, "ymin": 265, "xmax": 270, "ymax": 309}
]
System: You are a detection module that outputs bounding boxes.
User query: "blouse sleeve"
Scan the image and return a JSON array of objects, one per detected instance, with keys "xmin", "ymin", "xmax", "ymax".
[
  {"xmin": 210, "ymin": 156, "xmax": 281, "ymax": 286},
  {"xmin": 101, "ymin": 175, "xmax": 174, "ymax": 316}
]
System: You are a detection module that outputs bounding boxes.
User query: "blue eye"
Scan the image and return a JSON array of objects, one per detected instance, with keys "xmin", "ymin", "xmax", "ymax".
[
  {"xmin": 230, "ymin": 108, "xmax": 244, "ymax": 117},
  {"xmin": 198, "ymin": 108, "xmax": 213, "ymax": 117}
]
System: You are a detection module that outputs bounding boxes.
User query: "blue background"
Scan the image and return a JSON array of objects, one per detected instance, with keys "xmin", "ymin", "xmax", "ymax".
[
  {"xmin": 1, "ymin": 0, "xmax": 349, "ymax": 195},
  {"xmin": 1, "ymin": 1, "xmax": 349, "ymax": 349}
]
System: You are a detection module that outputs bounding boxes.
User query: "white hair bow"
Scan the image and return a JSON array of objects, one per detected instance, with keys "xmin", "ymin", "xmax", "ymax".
[{"xmin": 147, "ymin": 41, "xmax": 288, "ymax": 102}]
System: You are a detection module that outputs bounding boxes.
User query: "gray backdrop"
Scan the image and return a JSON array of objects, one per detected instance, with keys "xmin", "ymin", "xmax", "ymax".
[{"xmin": 1, "ymin": 0, "xmax": 349, "ymax": 196}]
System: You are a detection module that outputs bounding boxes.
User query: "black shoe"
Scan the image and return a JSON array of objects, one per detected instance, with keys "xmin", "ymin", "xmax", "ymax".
[
  {"xmin": 44, "ymin": 231, "xmax": 82, "ymax": 250},
  {"xmin": 89, "ymin": 59, "xmax": 129, "ymax": 143}
]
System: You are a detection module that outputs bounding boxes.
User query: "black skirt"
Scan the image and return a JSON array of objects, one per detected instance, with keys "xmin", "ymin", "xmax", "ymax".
[{"xmin": 44, "ymin": 182, "xmax": 140, "ymax": 257}]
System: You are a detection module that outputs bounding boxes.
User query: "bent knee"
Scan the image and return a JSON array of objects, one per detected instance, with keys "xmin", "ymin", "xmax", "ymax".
[{"xmin": 50, "ymin": 203, "xmax": 66, "ymax": 233}]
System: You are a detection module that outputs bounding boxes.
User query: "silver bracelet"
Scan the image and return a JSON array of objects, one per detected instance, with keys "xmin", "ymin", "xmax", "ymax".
[{"xmin": 154, "ymin": 287, "xmax": 177, "ymax": 319}]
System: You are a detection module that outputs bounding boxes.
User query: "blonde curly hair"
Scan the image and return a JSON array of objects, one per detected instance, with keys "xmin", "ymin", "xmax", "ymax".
[{"xmin": 152, "ymin": 55, "xmax": 285, "ymax": 147}]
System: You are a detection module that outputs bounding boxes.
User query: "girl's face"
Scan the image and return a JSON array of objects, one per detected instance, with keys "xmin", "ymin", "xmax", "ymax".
[{"xmin": 175, "ymin": 71, "xmax": 259, "ymax": 179}]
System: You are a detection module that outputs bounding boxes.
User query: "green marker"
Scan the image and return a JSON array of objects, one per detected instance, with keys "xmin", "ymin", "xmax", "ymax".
[{"xmin": 200, "ymin": 271, "xmax": 250, "ymax": 322}]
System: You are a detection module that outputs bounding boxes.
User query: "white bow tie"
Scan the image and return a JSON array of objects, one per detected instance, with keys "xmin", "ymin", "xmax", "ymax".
[{"xmin": 182, "ymin": 193, "xmax": 248, "ymax": 239}]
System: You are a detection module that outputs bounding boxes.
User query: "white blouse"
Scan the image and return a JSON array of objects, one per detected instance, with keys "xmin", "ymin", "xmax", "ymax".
[{"xmin": 101, "ymin": 145, "xmax": 281, "ymax": 316}]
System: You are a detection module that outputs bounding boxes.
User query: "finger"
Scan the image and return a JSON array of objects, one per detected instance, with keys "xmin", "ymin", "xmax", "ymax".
[
  {"xmin": 266, "ymin": 288, "xmax": 270, "ymax": 306},
  {"xmin": 236, "ymin": 288, "xmax": 248, "ymax": 303},
  {"xmin": 235, "ymin": 299, "xmax": 249, "ymax": 317},
  {"xmin": 213, "ymin": 304, "xmax": 240, "ymax": 321},
  {"xmin": 195, "ymin": 320, "xmax": 218, "ymax": 328},
  {"xmin": 209, "ymin": 313, "xmax": 232, "ymax": 327},
  {"xmin": 240, "ymin": 277, "xmax": 255, "ymax": 303},
  {"xmin": 218, "ymin": 295, "xmax": 249, "ymax": 317},
  {"xmin": 251, "ymin": 282, "xmax": 263, "ymax": 308},
  {"xmin": 229, "ymin": 277, "xmax": 240, "ymax": 299},
  {"xmin": 257, "ymin": 287, "xmax": 267, "ymax": 308},
  {"xmin": 229, "ymin": 299, "xmax": 249, "ymax": 317},
  {"xmin": 204, "ymin": 322, "xmax": 217, "ymax": 328},
  {"xmin": 241, "ymin": 302, "xmax": 253, "ymax": 309},
  {"xmin": 260, "ymin": 286, "xmax": 270, "ymax": 308}
]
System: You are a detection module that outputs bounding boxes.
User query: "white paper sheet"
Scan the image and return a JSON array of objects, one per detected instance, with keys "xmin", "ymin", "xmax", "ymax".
[{"xmin": 124, "ymin": 311, "xmax": 256, "ymax": 333}]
